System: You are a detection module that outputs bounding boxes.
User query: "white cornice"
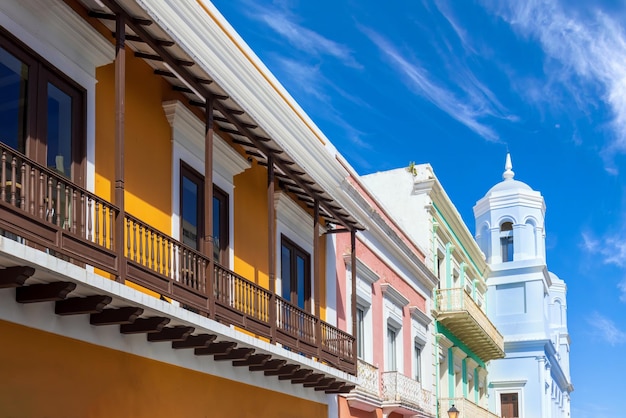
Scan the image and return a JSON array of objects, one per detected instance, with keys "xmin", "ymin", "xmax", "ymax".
[
  {"xmin": 162, "ymin": 100, "xmax": 250, "ymax": 179},
  {"xmin": 343, "ymin": 255, "xmax": 380, "ymax": 285},
  {"xmin": 380, "ymin": 283, "xmax": 410, "ymax": 307},
  {"xmin": 409, "ymin": 306, "xmax": 431, "ymax": 326},
  {"xmin": 137, "ymin": 0, "xmax": 351, "ymax": 202}
]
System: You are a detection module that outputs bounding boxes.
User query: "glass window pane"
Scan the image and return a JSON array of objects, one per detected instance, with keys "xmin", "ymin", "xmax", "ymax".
[
  {"xmin": 46, "ymin": 82, "xmax": 72, "ymax": 177},
  {"xmin": 357, "ymin": 307, "xmax": 364, "ymax": 358},
  {"xmin": 0, "ymin": 46, "xmax": 28, "ymax": 154},
  {"xmin": 296, "ymin": 254, "xmax": 306, "ymax": 309},
  {"xmin": 181, "ymin": 175, "xmax": 199, "ymax": 249},
  {"xmin": 281, "ymin": 245, "xmax": 291, "ymax": 300}
]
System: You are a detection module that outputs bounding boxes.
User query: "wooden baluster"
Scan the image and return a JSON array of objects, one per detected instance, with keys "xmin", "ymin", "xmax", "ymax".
[
  {"xmin": 149, "ymin": 230, "xmax": 154, "ymax": 270},
  {"xmin": 95, "ymin": 201, "xmax": 100, "ymax": 245},
  {"xmin": 138, "ymin": 225, "xmax": 144, "ymax": 264},
  {"xmin": 82, "ymin": 195, "xmax": 87, "ymax": 238},
  {"xmin": 102, "ymin": 206, "xmax": 107, "ymax": 246},
  {"xmin": 109, "ymin": 208, "xmax": 114, "ymax": 249},
  {"xmin": 20, "ymin": 163, "xmax": 25, "ymax": 210},
  {"xmin": 38, "ymin": 173, "xmax": 44, "ymax": 219},
  {"xmin": 29, "ymin": 168, "xmax": 35, "ymax": 215},
  {"xmin": 64, "ymin": 187, "xmax": 70, "ymax": 230},
  {"xmin": 1, "ymin": 151, "xmax": 6, "ymax": 202},
  {"xmin": 55, "ymin": 182, "xmax": 61, "ymax": 226},
  {"xmin": 46, "ymin": 177, "xmax": 53, "ymax": 222},
  {"xmin": 144, "ymin": 228, "xmax": 149, "ymax": 267},
  {"xmin": 125, "ymin": 218, "xmax": 130, "ymax": 258},
  {"xmin": 87, "ymin": 198, "xmax": 92, "ymax": 240},
  {"xmin": 132, "ymin": 222, "xmax": 137, "ymax": 261},
  {"xmin": 9, "ymin": 157, "xmax": 16, "ymax": 206},
  {"xmin": 174, "ymin": 244, "xmax": 179, "ymax": 282},
  {"xmin": 156, "ymin": 235, "xmax": 161, "ymax": 273},
  {"xmin": 167, "ymin": 241, "xmax": 172, "ymax": 278}
]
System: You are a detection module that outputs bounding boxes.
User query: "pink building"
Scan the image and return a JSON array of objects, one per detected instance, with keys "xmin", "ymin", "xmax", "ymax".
[{"xmin": 331, "ymin": 168, "xmax": 438, "ymax": 418}]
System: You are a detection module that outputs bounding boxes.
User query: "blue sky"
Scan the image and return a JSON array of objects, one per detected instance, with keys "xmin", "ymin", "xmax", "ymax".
[{"xmin": 212, "ymin": 0, "xmax": 626, "ymax": 416}]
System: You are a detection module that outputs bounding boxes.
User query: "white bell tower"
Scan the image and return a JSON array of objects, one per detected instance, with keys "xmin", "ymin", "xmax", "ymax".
[{"xmin": 473, "ymin": 154, "xmax": 546, "ymax": 265}]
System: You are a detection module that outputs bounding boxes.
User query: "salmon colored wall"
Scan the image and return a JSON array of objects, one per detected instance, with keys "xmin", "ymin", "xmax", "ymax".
[
  {"xmin": 95, "ymin": 49, "xmax": 172, "ymax": 236},
  {"xmin": 338, "ymin": 396, "xmax": 382, "ymax": 418},
  {"xmin": 335, "ymin": 232, "xmax": 428, "ymax": 377},
  {"xmin": 0, "ymin": 320, "xmax": 327, "ymax": 418}
]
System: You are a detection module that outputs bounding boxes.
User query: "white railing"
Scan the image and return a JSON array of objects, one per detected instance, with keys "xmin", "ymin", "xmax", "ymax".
[
  {"xmin": 439, "ymin": 397, "xmax": 500, "ymax": 418},
  {"xmin": 382, "ymin": 371, "xmax": 433, "ymax": 413},
  {"xmin": 357, "ymin": 359, "xmax": 380, "ymax": 396}
]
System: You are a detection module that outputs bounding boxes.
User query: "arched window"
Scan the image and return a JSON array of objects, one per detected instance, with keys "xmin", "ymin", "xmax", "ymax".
[{"xmin": 500, "ymin": 222, "xmax": 514, "ymax": 262}]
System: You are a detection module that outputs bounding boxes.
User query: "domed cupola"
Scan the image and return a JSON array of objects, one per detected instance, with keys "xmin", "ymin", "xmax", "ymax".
[{"xmin": 473, "ymin": 154, "xmax": 546, "ymax": 265}]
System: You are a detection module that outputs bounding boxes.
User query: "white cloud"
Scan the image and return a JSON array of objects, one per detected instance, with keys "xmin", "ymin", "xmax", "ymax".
[
  {"xmin": 363, "ymin": 29, "xmax": 505, "ymax": 141},
  {"xmin": 581, "ymin": 230, "xmax": 626, "ymax": 301},
  {"xmin": 587, "ymin": 311, "xmax": 626, "ymax": 345},
  {"xmin": 484, "ymin": 0, "xmax": 626, "ymax": 170},
  {"xmin": 248, "ymin": 5, "xmax": 361, "ymax": 69}
]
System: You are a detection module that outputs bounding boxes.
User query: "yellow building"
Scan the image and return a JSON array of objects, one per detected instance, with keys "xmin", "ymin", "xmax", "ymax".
[{"xmin": 0, "ymin": 1, "xmax": 364, "ymax": 416}]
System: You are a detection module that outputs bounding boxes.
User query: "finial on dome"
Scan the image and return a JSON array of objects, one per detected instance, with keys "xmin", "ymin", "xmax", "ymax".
[{"xmin": 503, "ymin": 153, "xmax": 514, "ymax": 181}]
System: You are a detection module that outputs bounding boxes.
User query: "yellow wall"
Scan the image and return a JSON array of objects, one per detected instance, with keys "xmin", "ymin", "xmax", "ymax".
[
  {"xmin": 233, "ymin": 162, "xmax": 269, "ymax": 288},
  {"xmin": 0, "ymin": 320, "xmax": 327, "ymax": 418},
  {"xmin": 95, "ymin": 50, "xmax": 173, "ymax": 236}
]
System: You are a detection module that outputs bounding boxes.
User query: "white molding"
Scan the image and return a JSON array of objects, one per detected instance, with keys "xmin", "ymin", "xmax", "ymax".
[
  {"xmin": 162, "ymin": 100, "xmax": 250, "ymax": 179},
  {"xmin": 380, "ymin": 283, "xmax": 410, "ymax": 307},
  {"xmin": 409, "ymin": 306, "xmax": 431, "ymax": 326},
  {"xmin": 343, "ymin": 255, "xmax": 380, "ymax": 285},
  {"xmin": 274, "ymin": 191, "xmax": 322, "ymax": 245}
]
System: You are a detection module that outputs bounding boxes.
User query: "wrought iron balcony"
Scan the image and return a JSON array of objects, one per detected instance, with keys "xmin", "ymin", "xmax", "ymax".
[
  {"xmin": 439, "ymin": 397, "xmax": 500, "ymax": 418},
  {"xmin": 381, "ymin": 371, "xmax": 434, "ymax": 415},
  {"xmin": 435, "ymin": 287, "xmax": 504, "ymax": 362},
  {"xmin": 0, "ymin": 142, "xmax": 355, "ymax": 375}
]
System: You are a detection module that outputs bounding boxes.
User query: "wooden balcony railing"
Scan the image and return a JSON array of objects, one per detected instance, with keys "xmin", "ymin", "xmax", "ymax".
[
  {"xmin": 0, "ymin": 143, "xmax": 118, "ymax": 274},
  {"xmin": 438, "ymin": 397, "xmax": 500, "ymax": 418},
  {"xmin": 0, "ymin": 142, "xmax": 356, "ymax": 375}
]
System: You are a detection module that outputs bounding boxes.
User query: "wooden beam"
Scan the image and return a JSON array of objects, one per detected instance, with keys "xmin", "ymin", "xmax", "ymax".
[
  {"xmin": 90, "ymin": 307, "xmax": 143, "ymax": 325},
  {"xmin": 16, "ymin": 282, "xmax": 76, "ymax": 303},
  {"xmin": 0, "ymin": 266, "xmax": 35, "ymax": 288},
  {"xmin": 301, "ymin": 373, "xmax": 325, "ymax": 386},
  {"xmin": 194, "ymin": 341, "xmax": 236, "ymax": 356},
  {"xmin": 280, "ymin": 368, "xmax": 313, "ymax": 382},
  {"xmin": 87, "ymin": 11, "xmax": 152, "ymax": 25},
  {"xmin": 323, "ymin": 381, "xmax": 349, "ymax": 392},
  {"xmin": 55, "ymin": 295, "xmax": 112, "ymax": 315},
  {"xmin": 249, "ymin": 358, "xmax": 285, "ymax": 372},
  {"xmin": 326, "ymin": 383, "xmax": 356, "ymax": 394},
  {"xmin": 134, "ymin": 51, "xmax": 194, "ymax": 67},
  {"xmin": 312, "ymin": 377, "xmax": 336, "ymax": 390},
  {"xmin": 213, "ymin": 347, "xmax": 254, "ymax": 361},
  {"xmin": 232, "ymin": 353, "xmax": 270, "ymax": 367},
  {"xmin": 112, "ymin": 32, "xmax": 174, "ymax": 46},
  {"xmin": 264, "ymin": 364, "xmax": 299, "ymax": 377},
  {"xmin": 147, "ymin": 326, "xmax": 194, "ymax": 342},
  {"xmin": 171, "ymin": 334, "xmax": 216, "ymax": 349},
  {"xmin": 120, "ymin": 317, "xmax": 170, "ymax": 334}
]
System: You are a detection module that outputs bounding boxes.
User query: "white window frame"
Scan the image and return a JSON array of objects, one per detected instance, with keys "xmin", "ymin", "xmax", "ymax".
[
  {"xmin": 492, "ymin": 380, "xmax": 526, "ymax": 418},
  {"xmin": 344, "ymin": 256, "xmax": 378, "ymax": 364},
  {"xmin": 164, "ymin": 100, "xmax": 250, "ymax": 272},
  {"xmin": 381, "ymin": 283, "xmax": 408, "ymax": 373}
]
